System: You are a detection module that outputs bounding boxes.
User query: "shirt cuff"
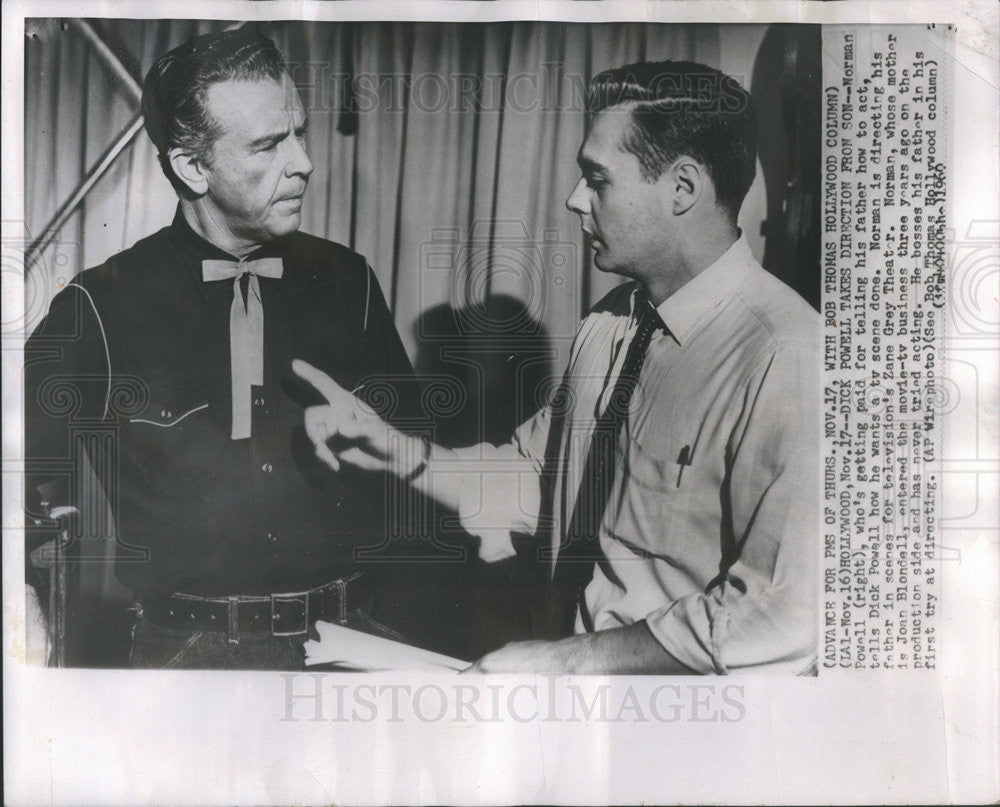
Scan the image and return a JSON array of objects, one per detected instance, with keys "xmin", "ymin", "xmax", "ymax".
[
  {"xmin": 644, "ymin": 596, "xmax": 728, "ymax": 675},
  {"xmin": 447, "ymin": 442, "xmax": 541, "ymax": 563}
]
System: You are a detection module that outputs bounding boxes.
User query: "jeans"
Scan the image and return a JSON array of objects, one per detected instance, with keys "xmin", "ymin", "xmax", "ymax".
[{"xmin": 130, "ymin": 600, "xmax": 406, "ymax": 670}]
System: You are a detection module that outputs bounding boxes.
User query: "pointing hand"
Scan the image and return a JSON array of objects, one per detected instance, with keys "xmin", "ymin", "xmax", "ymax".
[{"xmin": 292, "ymin": 359, "xmax": 394, "ymax": 473}]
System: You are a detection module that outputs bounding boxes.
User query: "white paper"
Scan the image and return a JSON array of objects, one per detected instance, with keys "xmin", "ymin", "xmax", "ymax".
[{"xmin": 304, "ymin": 621, "xmax": 467, "ymax": 672}]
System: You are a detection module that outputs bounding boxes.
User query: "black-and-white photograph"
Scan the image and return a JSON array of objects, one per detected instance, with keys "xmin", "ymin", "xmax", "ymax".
[
  {"xmin": 21, "ymin": 18, "xmax": 822, "ymax": 674},
  {"xmin": 4, "ymin": 2, "xmax": 997, "ymax": 805}
]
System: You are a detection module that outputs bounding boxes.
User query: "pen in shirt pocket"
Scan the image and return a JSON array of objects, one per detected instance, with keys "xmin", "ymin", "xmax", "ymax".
[{"xmin": 676, "ymin": 444, "xmax": 693, "ymax": 487}]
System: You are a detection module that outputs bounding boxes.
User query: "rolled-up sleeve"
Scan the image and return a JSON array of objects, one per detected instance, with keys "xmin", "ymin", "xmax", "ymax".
[{"xmin": 645, "ymin": 343, "xmax": 820, "ymax": 674}]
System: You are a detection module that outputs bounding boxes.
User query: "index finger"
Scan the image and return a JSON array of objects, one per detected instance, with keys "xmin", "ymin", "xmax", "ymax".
[{"xmin": 292, "ymin": 359, "xmax": 352, "ymax": 405}]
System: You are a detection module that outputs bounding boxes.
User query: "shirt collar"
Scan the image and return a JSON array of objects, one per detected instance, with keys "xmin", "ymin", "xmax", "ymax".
[
  {"xmin": 652, "ymin": 234, "xmax": 754, "ymax": 346},
  {"xmin": 168, "ymin": 206, "xmax": 288, "ymax": 302}
]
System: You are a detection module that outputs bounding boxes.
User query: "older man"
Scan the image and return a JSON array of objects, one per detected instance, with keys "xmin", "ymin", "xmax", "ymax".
[
  {"xmin": 25, "ymin": 27, "xmax": 422, "ymax": 669},
  {"xmin": 296, "ymin": 60, "xmax": 821, "ymax": 675}
]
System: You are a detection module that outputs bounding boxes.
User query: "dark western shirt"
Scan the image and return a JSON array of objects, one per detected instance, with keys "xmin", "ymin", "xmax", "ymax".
[{"xmin": 25, "ymin": 209, "xmax": 423, "ymax": 597}]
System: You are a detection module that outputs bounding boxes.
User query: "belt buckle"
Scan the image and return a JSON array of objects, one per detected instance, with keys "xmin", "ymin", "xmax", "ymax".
[{"xmin": 270, "ymin": 591, "xmax": 309, "ymax": 636}]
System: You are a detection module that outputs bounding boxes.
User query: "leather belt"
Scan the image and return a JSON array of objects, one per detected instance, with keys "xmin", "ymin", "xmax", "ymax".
[{"xmin": 137, "ymin": 572, "xmax": 375, "ymax": 643}]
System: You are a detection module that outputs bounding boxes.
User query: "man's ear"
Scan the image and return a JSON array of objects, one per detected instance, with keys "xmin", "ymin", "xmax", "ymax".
[
  {"xmin": 668, "ymin": 158, "xmax": 704, "ymax": 215},
  {"xmin": 167, "ymin": 148, "xmax": 209, "ymax": 196}
]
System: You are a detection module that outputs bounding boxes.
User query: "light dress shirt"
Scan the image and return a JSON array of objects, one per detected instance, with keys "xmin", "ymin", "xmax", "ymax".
[{"xmin": 448, "ymin": 235, "xmax": 821, "ymax": 674}]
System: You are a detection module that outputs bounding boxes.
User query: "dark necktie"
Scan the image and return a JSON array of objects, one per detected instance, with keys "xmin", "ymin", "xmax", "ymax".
[
  {"xmin": 202, "ymin": 257, "xmax": 284, "ymax": 439},
  {"xmin": 548, "ymin": 295, "xmax": 663, "ymax": 636}
]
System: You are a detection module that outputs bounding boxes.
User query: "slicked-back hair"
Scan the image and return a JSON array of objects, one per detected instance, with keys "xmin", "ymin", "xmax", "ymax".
[
  {"xmin": 141, "ymin": 26, "xmax": 286, "ymax": 194},
  {"xmin": 588, "ymin": 60, "xmax": 757, "ymax": 222}
]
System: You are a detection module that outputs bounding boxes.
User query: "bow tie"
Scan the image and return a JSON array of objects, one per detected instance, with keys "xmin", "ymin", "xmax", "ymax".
[
  {"xmin": 202, "ymin": 257, "xmax": 284, "ymax": 440},
  {"xmin": 202, "ymin": 257, "xmax": 284, "ymax": 284}
]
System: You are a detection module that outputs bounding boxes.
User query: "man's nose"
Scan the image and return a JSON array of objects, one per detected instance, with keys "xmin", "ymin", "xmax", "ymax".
[
  {"xmin": 286, "ymin": 135, "xmax": 314, "ymax": 180},
  {"xmin": 565, "ymin": 178, "xmax": 588, "ymax": 215}
]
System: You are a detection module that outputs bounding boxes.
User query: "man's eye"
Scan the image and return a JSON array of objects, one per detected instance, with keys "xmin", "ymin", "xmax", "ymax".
[{"xmin": 586, "ymin": 177, "xmax": 606, "ymax": 190}]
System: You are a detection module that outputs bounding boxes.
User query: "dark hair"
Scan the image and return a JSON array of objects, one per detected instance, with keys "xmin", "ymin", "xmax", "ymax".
[
  {"xmin": 141, "ymin": 26, "xmax": 286, "ymax": 193},
  {"xmin": 588, "ymin": 60, "xmax": 757, "ymax": 221}
]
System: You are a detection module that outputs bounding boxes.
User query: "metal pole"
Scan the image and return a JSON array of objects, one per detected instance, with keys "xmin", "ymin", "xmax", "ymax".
[
  {"xmin": 25, "ymin": 20, "xmax": 145, "ymax": 271},
  {"xmin": 68, "ymin": 19, "xmax": 143, "ymax": 103},
  {"xmin": 25, "ymin": 114, "xmax": 145, "ymax": 271}
]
